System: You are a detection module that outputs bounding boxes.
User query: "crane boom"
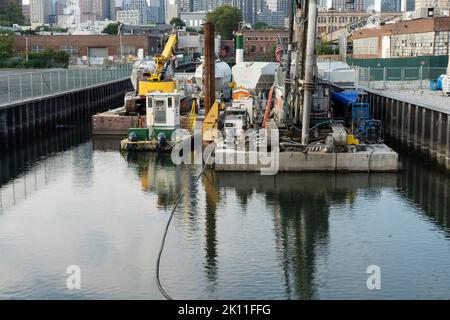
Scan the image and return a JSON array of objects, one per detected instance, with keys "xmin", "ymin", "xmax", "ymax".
[{"xmin": 150, "ymin": 33, "xmax": 177, "ymax": 82}]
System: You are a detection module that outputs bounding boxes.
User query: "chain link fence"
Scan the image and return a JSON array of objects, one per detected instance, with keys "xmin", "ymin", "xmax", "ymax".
[
  {"xmin": 354, "ymin": 66, "xmax": 448, "ymax": 91},
  {"xmin": 0, "ymin": 64, "xmax": 132, "ymax": 107}
]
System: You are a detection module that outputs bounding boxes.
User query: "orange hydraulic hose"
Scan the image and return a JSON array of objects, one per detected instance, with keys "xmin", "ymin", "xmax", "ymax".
[{"xmin": 262, "ymin": 85, "xmax": 275, "ymax": 128}]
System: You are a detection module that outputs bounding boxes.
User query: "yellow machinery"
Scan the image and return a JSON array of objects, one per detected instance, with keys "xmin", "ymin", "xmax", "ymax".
[
  {"xmin": 138, "ymin": 33, "xmax": 178, "ymax": 95},
  {"xmin": 202, "ymin": 102, "xmax": 220, "ymax": 142},
  {"xmin": 347, "ymin": 134, "xmax": 360, "ymax": 146},
  {"xmin": 187, "ymin": 100, "xmax": 197, "ymax": 133}
]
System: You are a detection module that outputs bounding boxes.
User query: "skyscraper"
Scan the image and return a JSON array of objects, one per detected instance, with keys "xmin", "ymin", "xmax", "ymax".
[
  {"xmin": 110, "ymin": 0, "xmax": 116, "ymax": 19},
  {"xmin": 233, "ymin": 0, "xmax": 257, "ymax": 24},
  {"xmin": 123, "ymin": 0, "xmax": 148, "ymax": 24},
  {"xmin": 55, "ymin": 0, "xmax": 68, "ymax": 16},
  {"xmin": 30, "ymin": 0, "xmax": 53, "ymax": 24},
  {"xmin": 92, "ymin": 0, "xmax": 110, "ymax": 20}
]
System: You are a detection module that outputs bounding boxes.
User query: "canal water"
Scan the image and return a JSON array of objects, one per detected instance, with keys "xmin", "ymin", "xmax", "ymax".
[{"xmin": 0, "ymin": 126, "xmax": 449, "ymax": 299}]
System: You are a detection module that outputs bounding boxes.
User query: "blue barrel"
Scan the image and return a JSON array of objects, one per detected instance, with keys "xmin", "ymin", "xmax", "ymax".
[
  {"xmin": 429, "ymin": 79, "xmax": 438, "ymax": 91},
  {"xmin": 437, "ymin": 74, "xmax": 446, "ymax": 90}
]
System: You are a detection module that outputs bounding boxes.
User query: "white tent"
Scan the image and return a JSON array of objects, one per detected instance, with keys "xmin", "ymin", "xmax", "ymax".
[{"xmin": 232, "ymin": 62, "xmax": 279, "ymax": 92}]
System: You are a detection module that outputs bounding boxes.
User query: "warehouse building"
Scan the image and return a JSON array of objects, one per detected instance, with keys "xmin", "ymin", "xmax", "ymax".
[{"xmin": 352, "ymin": 16, "xmax": 450, "ymax": 59}]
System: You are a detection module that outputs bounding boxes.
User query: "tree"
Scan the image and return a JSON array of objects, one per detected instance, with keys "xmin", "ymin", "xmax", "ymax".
[
  {"xmin": 185, "ymin": 27, "xmax": 198, "ymax": 33},
  {"xmin": 0, "ymin": 30, "xmax": 15, "ymax": 60},
  {"xmin": 317, "ymin": 39, "xmax": 338, "ymax": 55},
  {"xmin": 0, "ymin": 3, "xmax": 25, "ymax": 27},
  {"xmin": 35, "ymin": 25, "xmax": 68, "ymax": 33},
  {"xmin": 170, "ymin": 17, "xmax": 185, "ymax": 28},
  {"xmin": 252, "ymin": 22, "xmax": 269, "ymax": 30},
  {"xmin": 206, "ymin": 5, "xmax": 242, "ymax": 40},
  {"xmin": 102, "ymin": 22, "xmax": 121, "ymax": 35}
]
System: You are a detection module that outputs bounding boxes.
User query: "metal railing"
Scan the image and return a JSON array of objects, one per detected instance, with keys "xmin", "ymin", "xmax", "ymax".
[
  {"xmin": 354, "ymin": 66, "xmax": 448, "ymax": 91},
  {"xmin": 0, "ymin": 64, "xmax": 132, "ymax": 107}
]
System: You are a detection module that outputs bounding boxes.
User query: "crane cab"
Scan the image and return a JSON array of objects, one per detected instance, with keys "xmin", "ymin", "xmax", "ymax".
[{"xmin": 146, "ymin": 92, "xmax": 180, "ymax": 139}]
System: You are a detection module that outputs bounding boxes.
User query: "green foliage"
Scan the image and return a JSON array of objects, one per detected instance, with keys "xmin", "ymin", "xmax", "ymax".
[
  {"xmin": 206, "ymin": 5, "xmax": 242, "ymax": 40},
  {"xmin": 317, "ymin": 39, "xmax": 339, "ymax": 55},
  {"xmin": 0, "ymin": 3, "xmax": 25, "ymax": 27},
  {"xmin": 35, "ymin": 25, "xmax": 69, "ymax": 33},
  {"xmin": 0, "ymin": 30, "xmax": 15, "ymax": 60},
  {"xmin": 185, "ymin": 27, "xmax": 198, "ymax": 33},
  {"xmin": 102, "ymin": 22, "xmax": 121, "ymax": 35},
  {"xmin": 170, "ymin": 17, "xmax": 185, "ymax": 28},
  {"xmin": 0, "ymin": 48, "xmax": 71, "ymax": 69},
  {"xmin": 252, "ymin": 22, "xmax": 269, "ymax": 30}
]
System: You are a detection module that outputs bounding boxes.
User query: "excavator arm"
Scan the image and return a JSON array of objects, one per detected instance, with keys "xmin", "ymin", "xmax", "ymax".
[{"xmin": 150, "ymin": 33, "xmax": 177, "ymax": 82}]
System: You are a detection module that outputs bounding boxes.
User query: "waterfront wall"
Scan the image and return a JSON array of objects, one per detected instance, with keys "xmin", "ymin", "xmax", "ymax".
[
  {"xmin": 348, "ymin": 55, "xmax": 449, "ymax": 69},
  {"xmin": 367, "ymin": 90, "xmax": 450, "ymax": 171},
  {"xmin": 0, "ymin": 78, "xmax": 132, "ymax": 149}
]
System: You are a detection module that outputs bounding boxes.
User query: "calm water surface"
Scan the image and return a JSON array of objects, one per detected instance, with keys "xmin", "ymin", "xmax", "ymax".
[{"xmin": 0, "ymin": 127, "xmax": 449, "ymax": 299}]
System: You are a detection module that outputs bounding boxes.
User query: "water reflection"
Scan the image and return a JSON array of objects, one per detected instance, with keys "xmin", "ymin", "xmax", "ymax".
[
  {"xmin": 202, "ymin": 170, "xmax": 219, "ymax": 285},
  {"xmin": 122, "ymin": 152, "xmax": 219, "ymax": 286},
  {"xmin": 0, "ymin": 125, "xmax": 91, "ymax": 210},
  {"xmin": 1, "ymin": 129, "xmax": 449, "ymax": 298},
  {"xmin": 398, "ymin": 157, "xmax": 450, "ymax": 233},
  {"xmin": 213, "ymin": 173, "xmax": 398, "ymax": 299}
]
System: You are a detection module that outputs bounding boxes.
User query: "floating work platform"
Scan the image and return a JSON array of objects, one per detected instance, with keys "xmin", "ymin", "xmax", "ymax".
[
  {"xmin": 214, "ymin": 144, "xmax": 399, "ymax": 172},
  {"xmin": 92, "ymin": 106, "xmax": 189, "ymax": 136},
  {"xmin": 120, "ymin": 139, "xmax": 168, "ymax": 152},
  {"xmin": 92, "ymin": 107, "xmax": 145, "ymax": 135}
]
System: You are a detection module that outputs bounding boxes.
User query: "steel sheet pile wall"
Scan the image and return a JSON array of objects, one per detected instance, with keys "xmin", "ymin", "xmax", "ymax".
[
  {"xmin": 0, "ymin": 79, "xmax": 132, "ymax": 149},
  {"xmin": 367, "ymin": 92, "xmax": 450, "ymax": 171}
]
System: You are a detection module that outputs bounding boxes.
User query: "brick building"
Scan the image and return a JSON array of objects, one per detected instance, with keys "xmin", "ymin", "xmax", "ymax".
[
  {"xmin": 221, "ymin": 29, "xmax": 289, "ymax": 61},
  {"xmin": 352, "ymin": 17, "xmax": 450, "ymax": 59},
  {"xmin": 317, "ymin": 10, "xmax": 403, "ymax": 36},
  {"xmin": 14, "ymin": 35, "xmax": 161, "ymax": 63}
]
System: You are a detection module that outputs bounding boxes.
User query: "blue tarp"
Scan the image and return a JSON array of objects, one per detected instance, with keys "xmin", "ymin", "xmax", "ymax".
[{"xmin": 331, "ymin": 90, "xmax": 360, "ymax": 107}]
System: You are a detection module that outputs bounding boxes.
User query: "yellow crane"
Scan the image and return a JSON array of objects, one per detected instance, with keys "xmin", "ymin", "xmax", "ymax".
[{"xmin": 138, "ymin": 33, "xmax": 178, "ymax": 95}]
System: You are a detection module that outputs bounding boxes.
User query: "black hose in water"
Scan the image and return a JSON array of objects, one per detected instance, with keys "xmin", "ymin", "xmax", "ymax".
[{"xmin": 155, "ymin": 152, "xmax": 213, "ymax": 300}]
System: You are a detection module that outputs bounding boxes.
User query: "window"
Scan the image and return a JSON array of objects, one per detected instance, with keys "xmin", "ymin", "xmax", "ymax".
[
  {"xmin": 155, "ymin": 100, "xmax": 166, "ymax": 124},
  {"xmin": 122, "ymin": 45, "xmax": 135, "ymax": 55},
  {"xmin": 31, "ymin": 45, "xmax": 45, "ymax": 53},
  {"xmin": 60, "ymin": 45, "xmax": 78, "ymax": 54}
]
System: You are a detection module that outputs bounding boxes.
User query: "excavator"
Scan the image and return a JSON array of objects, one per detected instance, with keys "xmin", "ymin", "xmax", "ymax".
[{"xmin": 137, "ymin": 33, "xmax": 178, "ymax": 96}]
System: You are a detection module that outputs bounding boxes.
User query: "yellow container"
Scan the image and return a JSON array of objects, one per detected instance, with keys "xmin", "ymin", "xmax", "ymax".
[{"xmin": 138, "ymin": 80, "xmax": 177, "ymax": 96}]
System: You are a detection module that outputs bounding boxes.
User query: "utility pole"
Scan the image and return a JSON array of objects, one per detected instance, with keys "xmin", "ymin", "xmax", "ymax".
[
  {"xmin": 118, "ymin": 23, "xmax": 123, "ymax": 63},
  {"xmin": 203, "ymin": 22, "xmax": 215, "ymax": 115},
  {"xmin": 25, "ymin": 36, "xmax": 29, "ymax": 62}
]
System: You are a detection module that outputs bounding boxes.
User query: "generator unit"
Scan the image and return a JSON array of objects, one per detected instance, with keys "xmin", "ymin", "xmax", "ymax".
[
  {"xmin": 442, "ymin": 75, "xmax": 450, "ymax": 96},
  {"xmin": 351, "ymin": 103, "xmax": 383, "ymax": 144}
]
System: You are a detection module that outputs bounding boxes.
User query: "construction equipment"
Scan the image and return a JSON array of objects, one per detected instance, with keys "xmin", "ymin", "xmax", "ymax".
[
  {"xmin": 202, "ymin": 102, "xmax": 220, "ymax": 142},
  {"xmin": 187, "ymin": 100, "xmax": 197, "ymax": 132},
  {"xmin": 138, "ymin": 33, "xmax": 178, "ymax": 95}
]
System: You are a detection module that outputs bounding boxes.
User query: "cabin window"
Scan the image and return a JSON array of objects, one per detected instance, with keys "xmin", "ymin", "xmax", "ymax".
[
  {"xmin": 155, "ymin": 100, "xmax": 166, "ymax": 124},
  {"xmin": 167, "ymin": 97, "xmax": 173, "ymax": 108},
  {"xmin": 148, "ymin": 99, "xmax": 153, "ymax": 109}
]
